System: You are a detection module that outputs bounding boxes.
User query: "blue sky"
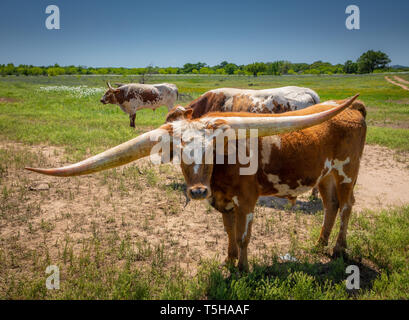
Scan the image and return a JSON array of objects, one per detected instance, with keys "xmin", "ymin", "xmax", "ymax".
[{"xmin": 0, "ymin": 0, "xmax": 408, "ymax": 67}]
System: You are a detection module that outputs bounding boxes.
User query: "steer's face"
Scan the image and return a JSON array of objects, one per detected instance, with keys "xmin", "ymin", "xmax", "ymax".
[
  {"xmin": 173, "ymin": 121, "xmax": 225, "ymax": 200},
  {"xmin": 100, "ymin": 89, "xmax": 117, "ymax": 105},
  {"xmin": 181, "ymin": 161, "xmax": 214, "ymax": 200}
]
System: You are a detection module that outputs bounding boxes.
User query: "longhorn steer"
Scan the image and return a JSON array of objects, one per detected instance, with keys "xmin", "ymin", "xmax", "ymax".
[
  {"xmin": 26, "ymin": 95, "xmax": 365, "ymax": 271},
  {"xmin": 166, "ymin": 86, "xmax": 321, "ymax": 202},
  {"xmin": 100, "ymin": 82, "xmax": 178, "ymax": 128},
  {"xmin": 165, "ymin": 86, "xmax": 320, "ymax": 123}
]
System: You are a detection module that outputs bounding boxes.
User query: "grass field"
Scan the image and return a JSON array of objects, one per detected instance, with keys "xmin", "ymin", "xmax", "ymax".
[
  {"xmin": 0, "ymin": 74, "xmax": 408, "ymax": 299},
  {"xmin": 1, "ymin": 73, "xmax": 409, "ymax": 156}
]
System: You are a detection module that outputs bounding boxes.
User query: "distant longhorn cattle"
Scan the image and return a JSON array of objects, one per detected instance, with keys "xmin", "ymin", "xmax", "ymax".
[
  {"xmin": 166, "ymin": 86, "xmax": 321, "ymax": 202},
  {"xmin": 100, "ymin": 82, "xmax": 178, "ymax": 127},
  {"xmin": 26, "ymin": 95, "xmax": 365, "ymax": 272}
]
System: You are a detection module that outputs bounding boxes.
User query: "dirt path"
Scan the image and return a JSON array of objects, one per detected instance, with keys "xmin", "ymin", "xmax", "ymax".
[
  {"xmin": 385, "ymin": 76, "xmax": 409, "ymax": 91},
  {"xmin": 394, "ymin": 76, "xmax": 409, "ymax": 85},
  {"xmin": 354, "ymin": 145, "xmax": 409, "ymax": 210}
]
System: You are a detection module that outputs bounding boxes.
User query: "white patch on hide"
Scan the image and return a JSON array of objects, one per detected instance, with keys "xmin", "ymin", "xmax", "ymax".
[
  {"xmin": 225, "ymin": 202, "xmax": 234, "ymax": 210},
  {"xmin": 316, "ymin": 157, "xmax": 352, "ymax": 185},
  {"xmin": 232, "ymin": 196, "xmax": 239, "ymax": 207},
  {"xmin": 193, "ymin": 164, "xmax": 200, "ymax": 174},
  {"xmin": 242, "ymin": 213, "xmax": 254, "ymax": 241},
  {"xmin": 266, "ymin": 174, "xmax": 311, "ymax": 197},
  {"xmin": 261, "ymin": 136, "xmax": 281, "ymax": 166}
]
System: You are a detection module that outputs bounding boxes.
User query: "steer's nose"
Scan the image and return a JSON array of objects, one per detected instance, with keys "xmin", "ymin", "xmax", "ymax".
[
  {"xmin": 100, "ymin": 98, "xmax": 104, "ymax": 103},
  {"xmin": 188, "ymin": 187, "xmax": 209, "ymax": 200}
]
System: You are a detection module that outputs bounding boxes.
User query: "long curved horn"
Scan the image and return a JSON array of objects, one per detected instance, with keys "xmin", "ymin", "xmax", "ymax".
[
  {"xmin": 25, "ymin": 128, "xmax": 168, "ymax": 177},
  {"xmin": 209, "ymin": 94, "xmax": 359, "ymax": 137},
  {"xmin": 106, "ymin": 81, "xmax": 113, "ymax": 90}
]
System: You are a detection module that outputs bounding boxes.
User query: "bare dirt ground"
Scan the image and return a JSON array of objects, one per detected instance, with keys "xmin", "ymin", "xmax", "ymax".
[
  {"xmin": 0, "ymin": 97, "xmax": 19, "ymax": 103},
  {"xmin": 0, "ymin": 142, "xmax": 408, "ymax": 277},
  {"xmin": 354, "ymin": 145, "xmax": 409, "ymax": 210},
  {"xmin": 394, "ymin": 76, "xmax": 409, "ymax": 85},
  {"xmin": 385, "ymin": 76, "xmax": 409, "ymax": 91}
]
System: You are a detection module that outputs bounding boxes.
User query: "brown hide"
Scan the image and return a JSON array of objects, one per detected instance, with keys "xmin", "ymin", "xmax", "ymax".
[{"xmin": 206, "ymin": 100, "xmax": 366, "ymax": 270}]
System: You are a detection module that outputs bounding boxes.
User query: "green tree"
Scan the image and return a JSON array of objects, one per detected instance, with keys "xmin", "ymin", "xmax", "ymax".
[
  {"xmin": 357, "ymin": 50, "xmax": 391, "ymax": 74},
  {"xmin": 96, "ymin": 68, "xmax": 109, "ymax": 75},
  {"xmin": 47, "ymin": 67, "xmax": 65, "ymax": 76},
  {"xmin": 344, "ymin": 60, "xmax": 358, "ymax": 74},
  {"xmin": 199, "ymin": 67, "xmax": 214, "ymax": 74},
  {"xmin": 234, "ymin": 69, "xmax": 246, "ymax": 75},
  {"xmin": 182, "ymin": 62, "xmax": 207, "ymax": 73},
  {"xmin": 223, "ymin": 63, "xmax": 238, "ymax": 75},
  {"xmin": 213, "ymin": 61, "xmax": 228, "ymax": 70},
  {"xmin": 267, "ymin": 61, "xmax": 283, "ymax": 75},
  {"xmin": 4, "ymin": 63, "xmax": 16, "ymax": 75},
  {"xmin": 279, "ymin": 61, "xmax": 292, "ymax": 75},
  {"xmin": 245, "ymin": 62, "xmax": 267, "ymax": 77}
]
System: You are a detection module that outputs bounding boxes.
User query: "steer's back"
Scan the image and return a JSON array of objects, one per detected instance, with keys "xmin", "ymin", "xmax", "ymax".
[
  {"xmin": 153, "ymin": 83, "xmax": 178, "ymax": 104},
  {"xmin": 256, "ymin": 100, "xmax": 367, "ymax": 198},
  {"xmin": 184, "ymin": 86, "xmax": 320, "ymax": 119}
]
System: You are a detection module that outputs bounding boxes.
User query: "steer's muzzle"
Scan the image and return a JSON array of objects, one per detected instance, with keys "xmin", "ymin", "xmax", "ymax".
[
  {"xmin": 100, "ymin": 98, "xmax": 106, "ymax": 104},
  {"xmin": 188, "ymin": 186, "xmax": 209, "ymax": 200}
]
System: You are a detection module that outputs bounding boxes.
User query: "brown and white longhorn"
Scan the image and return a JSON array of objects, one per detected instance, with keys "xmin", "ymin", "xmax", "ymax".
[
  {"xmin": 26, "ymin": 95, "xmax": 365, "ymax": 271},
  {"xmin": 166, "ymin": 86, "xmax": 321, "ymax": 201},
  {"xmin": 101, "ymin": 82, "xmax": 178, "ymax": 127},
  {"xmin": 165, "ymin": 86, "xmax": 320, "ymax": 122}
]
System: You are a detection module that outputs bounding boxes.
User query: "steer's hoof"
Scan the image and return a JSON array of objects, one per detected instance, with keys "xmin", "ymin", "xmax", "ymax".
[
  {"xmin": 315, "ymin": 238, "xmax": 328, "ymax": 248},
  {"xmin": 237, "ymin": 263, "xmax": 249, "ymax": 273},
  {"xmin": 311, "ymin": 238, "xmax": 328, "ymax": 254},
  {"xmin": 332, "ymin": 245, "xmax": 348, "ymax": 259},
  {"xmin": 219, "ymin": 258, "xmax": 237, "ymax": 270}
]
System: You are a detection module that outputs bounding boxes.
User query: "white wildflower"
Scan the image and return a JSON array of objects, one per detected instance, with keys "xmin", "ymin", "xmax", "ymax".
[{"xmin": 38, "ymin": 85, "xmax": 105, "ymax": 98}]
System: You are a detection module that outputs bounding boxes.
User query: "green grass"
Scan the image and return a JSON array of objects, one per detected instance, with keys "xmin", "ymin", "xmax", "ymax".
[
  {"xmin": 367, "ymin": 126, "xmax": 409, "ymax": 151},
  {"xmin": 2, "ymin": 205, "xmax": 408, "ymax": 299},
  {"xmin": 397, "ymin": 74, "xmax": 409, "ymax": 82},
  {"xmin": 1, "ymin": 73, "xmax": 409, "ymax": 155}
]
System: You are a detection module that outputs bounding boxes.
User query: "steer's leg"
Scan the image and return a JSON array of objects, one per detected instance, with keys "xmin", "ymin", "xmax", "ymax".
[
  {"xmin": 310, "ymin": 187, "xmax": 319, "ymax": 199},
  {"xmin": 129, "ymin": 114, "xmax": 136, "ymax": 128},
  {"xmin": 221, "ymin": 212, "xmax": 238, "ymax": 264},
  {"xmin": 317, "ymin": 174, "xmax": 339, "ymax": 247},
  {"xmin": 333, "ymin": 180, "xmax": 355, "ymax": 257},
  {"xmin": 235, "ymin": 210, "xmax": 254, "ymax": 272},
  {"xmin": 234, "ymin": 197, "xmax": 257, "ymax": 272}
]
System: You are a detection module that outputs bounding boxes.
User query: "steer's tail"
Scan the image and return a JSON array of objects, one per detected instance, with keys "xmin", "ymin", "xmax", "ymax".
[
  {"xmin": 309, "ymin": 89, "xmax": 320, "ymax": 104},
  {"xmin": 350, "ymin": 100, "xmax": 367, "ymax": 118}
]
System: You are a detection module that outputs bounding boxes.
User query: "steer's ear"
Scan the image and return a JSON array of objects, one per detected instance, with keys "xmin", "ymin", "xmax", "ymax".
[
  {"xmin": 183, "ymin": 108, "xmax": 193, "ymax": 120},
  {"xmin": 165, "ymin": 106, "xmax": 193, "ymax": 123}
]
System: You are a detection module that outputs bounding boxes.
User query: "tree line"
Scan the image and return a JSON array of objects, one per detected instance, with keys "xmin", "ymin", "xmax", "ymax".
[{"xmin": 1, "ymin": 50, "xmax": 406, "ymax": 77}]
